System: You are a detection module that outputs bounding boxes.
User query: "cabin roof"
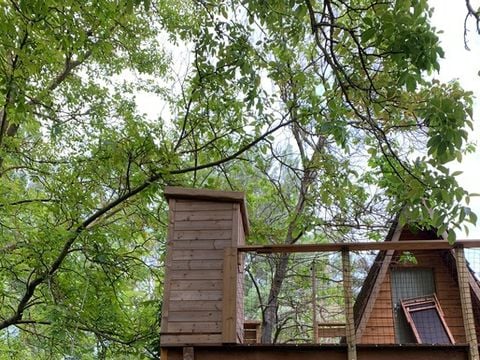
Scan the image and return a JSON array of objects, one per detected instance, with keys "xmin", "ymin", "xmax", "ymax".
[
  {"xmin": 163, "ymin": 186, "xmax": 250, "ymax": 235},
  {"xmin": 353, "ymin": 218, "xmax": 480, "ymax": 336}
]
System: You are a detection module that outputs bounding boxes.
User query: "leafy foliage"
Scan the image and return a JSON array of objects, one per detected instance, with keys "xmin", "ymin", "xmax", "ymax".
[{"xmin": 0, "ymin": 0, "xmax": 476, "ymax": 357}]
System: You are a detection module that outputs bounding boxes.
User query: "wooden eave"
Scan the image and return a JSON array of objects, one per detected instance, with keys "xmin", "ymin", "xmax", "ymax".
[{"xmin": 163, "ymin": 186, "xmax": 250, "ymax": 235}]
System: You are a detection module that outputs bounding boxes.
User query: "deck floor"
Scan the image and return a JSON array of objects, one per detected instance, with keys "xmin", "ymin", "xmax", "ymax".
[{"xmin": 161, "ymin": 344, "xmax": 471, "ymax": 360}]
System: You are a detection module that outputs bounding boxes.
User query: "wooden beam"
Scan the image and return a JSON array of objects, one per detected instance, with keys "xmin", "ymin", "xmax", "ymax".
[
  {"xmin": 160, "ymin": 348, "xmax": 168, "ymax": 360},
  {"xmin": 160, "ymin": 199, "xmax": 176, "ymax": 335},
  {"xmin": 222, "ymin": 247, "xmax": 238, "ymax": 343},
  {"xmin": 455, "ymin": 246, "xmax": 479, "ymax": 360},
  {"xmin": 238, "ymin": 239, "xmax": 480, "ymax": 254},
  {"xmin": 342, "ymin": 249, "xmax": 357, "ymax": 360},
  {"xmin": 164, "ymin": 186, "xmax": 245, "ymax": 202},
  {"xmin": 312, "ymin": 261, "xmax": 318, "ymax": 344}
]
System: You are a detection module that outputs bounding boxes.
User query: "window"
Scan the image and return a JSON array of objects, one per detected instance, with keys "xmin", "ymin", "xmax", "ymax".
[
  {"xmin": 401, "ymin": 295, "xmax": 454, "ymax": 344},
  {"xmin": 391, "ymin": 268, "xmax": 436, "ymax": 343}
]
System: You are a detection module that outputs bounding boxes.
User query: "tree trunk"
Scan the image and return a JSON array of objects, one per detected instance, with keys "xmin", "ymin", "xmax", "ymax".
[{"xmin": 261, "ymin": 253, "xmax": 290, "ymax": 343}]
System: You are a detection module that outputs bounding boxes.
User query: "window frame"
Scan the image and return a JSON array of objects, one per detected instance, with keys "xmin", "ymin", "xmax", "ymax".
[
  {"xmin": 400, "ymin": 294, "xmax": 455, "ymax": 344},
  {"xmin": 390, "ymin": 266, "xmax": 437, "ymax": 343}
]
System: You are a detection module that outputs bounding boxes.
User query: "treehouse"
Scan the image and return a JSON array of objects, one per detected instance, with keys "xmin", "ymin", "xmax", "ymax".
[{"xmin": 160, "ymin": 187, "xmax": 480, "ymax": 360}]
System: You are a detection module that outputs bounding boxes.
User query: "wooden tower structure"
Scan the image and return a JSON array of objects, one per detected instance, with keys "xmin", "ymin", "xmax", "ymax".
[{"xmin": 160, "ymin": 187, "xmax": 248, "ymax": 346}]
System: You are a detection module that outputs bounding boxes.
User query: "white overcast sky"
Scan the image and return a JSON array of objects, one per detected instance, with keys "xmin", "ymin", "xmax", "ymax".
[{"xmin": 430, "ymin": 1, "xmax": 480, "ymax": 238}]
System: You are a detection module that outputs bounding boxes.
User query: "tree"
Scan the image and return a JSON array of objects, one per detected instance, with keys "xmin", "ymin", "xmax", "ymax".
[{"xmin": 0, "ymin": 0, "xmax": 476, "ymax": 357}]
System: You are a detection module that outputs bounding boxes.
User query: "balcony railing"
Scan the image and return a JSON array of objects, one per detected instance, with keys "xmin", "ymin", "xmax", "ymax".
[{"xmin": 227, "ymin": 240, "xmax": 480, "ymax": 360}]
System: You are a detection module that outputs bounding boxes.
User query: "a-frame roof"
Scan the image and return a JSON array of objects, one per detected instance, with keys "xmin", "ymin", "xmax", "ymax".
[{"xmin": 353, "ymin": 219, "xmax": 480, "ymax": 341}]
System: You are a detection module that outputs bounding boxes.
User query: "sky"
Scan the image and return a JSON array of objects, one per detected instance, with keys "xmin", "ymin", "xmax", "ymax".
[{"xmin": 430, "ymin": 1, "xmax": 480, "ymax": 238}]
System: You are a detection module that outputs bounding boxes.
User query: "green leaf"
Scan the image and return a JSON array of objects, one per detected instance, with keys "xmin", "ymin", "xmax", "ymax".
[
  {"xmin": 144, "ymin": 0, "xmax": 151, "ymax": 11},
  {"xmin": 361, "ymin": 28, "xmax": 376, "ymax": 43},
  {"xmin": 447, "ymin": 231, "xmax": 456, "ymax": 244},
  {"xmin": 405, "ymin": 75, "xmax": 417, "ymax": 92}
]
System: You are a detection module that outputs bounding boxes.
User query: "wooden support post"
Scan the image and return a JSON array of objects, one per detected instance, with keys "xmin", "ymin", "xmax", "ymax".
[
  {"xmin": 455, "ymin": 246, "xmax": 479, "ymax": 360},
  {"xmin": 342, "ymin": 249, "xmax": 357, "ymax": 360},
  {"xmin": 312, "ymin": 261, "xmax": 318, "ymax": 344},
  {"xmin": 160, "ymin": 348, "xmax": 168, "ymax": 360},
  {"xmin": 222, "ymin": 247, "xmax": 238, "ymax": 343},
  {"xmin": 183, "ymin": 346, "xmax": 194, "ymax": 360}
]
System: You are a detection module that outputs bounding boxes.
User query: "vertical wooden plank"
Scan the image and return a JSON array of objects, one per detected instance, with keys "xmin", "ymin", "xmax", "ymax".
[
  {"xmin": 222, "ymin": 247, "xmax": 238, "ymax": 343},
  {"xmin": 455, "ymin": 246, "xmax": 479, "ymax": 360},
  {"xmin": 231, "ymin": 203, "xmax": 240, "ymax": 247},
  {"xmin": 256, "ymin": 322, "xmax": 261, "ymax": 344},
  {"xmin": 342, "ymin": 249, "xmax": 357, "ymax": 360},
  {"xmin": 160, "ymin": 348, "xmax": 168, "ymax": 360},
  {"xmin": 161, "ymin": 199, "xmax": 176, "ymax": 335},
  {"xmin": 236, "ymin": 250, "xmax": 244, "ymax": 343},
  {"xmin": 183, "ymin": 346, "xmax": 194, "ymax": 360},
  {"xmin": 312, "ymin": 261, "xmax": 318, "ymax": 344},
  {"xmin": 232, "ymin": 203, "xmax": 244, "ymax": 343}
]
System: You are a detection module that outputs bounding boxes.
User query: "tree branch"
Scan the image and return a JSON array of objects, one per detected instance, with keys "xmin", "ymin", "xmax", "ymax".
[{"xmin": 0, "ymin": 118, "xmax": 293, "ymax": 331}]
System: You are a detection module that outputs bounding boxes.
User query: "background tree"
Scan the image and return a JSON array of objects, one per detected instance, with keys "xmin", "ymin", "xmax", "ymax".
[{"xmin": 0, "ymin": 0, "xmax": 477, "ymax": 357}]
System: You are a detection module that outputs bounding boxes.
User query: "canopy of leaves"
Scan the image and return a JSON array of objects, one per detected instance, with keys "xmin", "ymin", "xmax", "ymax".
[{"xmin": 0, "ymin": 0, "xmax": 476, "ymax": 357}]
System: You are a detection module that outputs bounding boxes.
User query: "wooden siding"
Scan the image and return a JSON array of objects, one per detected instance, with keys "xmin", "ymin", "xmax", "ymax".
[
  {"xmin": 161, "ymin": 196, "xmax": 246, "ymax": 346},
  {"xmin": 360, "ymin": 272, "xmax": 395, "ymax": 344}
]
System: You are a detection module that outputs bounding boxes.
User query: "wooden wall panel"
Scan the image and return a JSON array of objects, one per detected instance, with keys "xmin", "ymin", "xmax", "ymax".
[
  {"xmin": 169, "ymin": 300, "xmax": 222, "ymax": 312},
  {"xmin": 160, "ymin": 199, "xmax": 176, "ymax": 335},
  {"xmin": 170, "ymin": 270, "xmax": 223, "ymax": 280},
  {"xmin": 170, "ymin": 290, "xmax": 223, "ymax": 301},
  {"xmin": 172, "ymin": 249, "xmax": 224, "ymax": 261},
  {"xmin": 170, "ymin": 260, "xmax": 223, "ymax": 271},
  {"xmin": 173, "ymin": 230, "xmax": 233, "ymax": 240},
  {"xmin": 170, "ymin": 239, "xmax": 233, "ymax": 250},
  {"xmin": 168, "ymin": 311, "xmax": 222, "ymax": 322},
  {"xmin": 174, "ymin": 220, "xmax": 234, "ymax": 231},
  {"xmin": 360, "ymin": 272, "xmax": 395, "ymax": 344},
  {"xmin": 167, "ymin": 322, "xmax": 222, "ymax": 333},
  {"xmin": 161, "ymin": 334, "xmax": 222, "ymax": 345},
  {"xmin": 171, "ymin": 280, "xmax": 222, "ymax": 291},
  {"xmin": 174, "ymin": 210, "xmax": 233, "ymax": 221}
]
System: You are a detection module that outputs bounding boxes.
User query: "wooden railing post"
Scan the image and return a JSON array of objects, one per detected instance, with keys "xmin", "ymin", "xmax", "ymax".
[
  {"xmin": 455, "ymin": 245, "xmax": 479, "ymax": 360},
  {"xmin": 312, "ymin": 261, "xmax": 318, "ymax": 344},
  {"xmin": 342, "ymin": 249, "xmax": 357, "ymax": 360}
]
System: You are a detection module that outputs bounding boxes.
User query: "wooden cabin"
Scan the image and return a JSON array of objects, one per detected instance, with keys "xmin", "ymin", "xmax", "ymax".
[{"xmin": 160, "ymin": 187, "xmax": 480, "ymax": 360}]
